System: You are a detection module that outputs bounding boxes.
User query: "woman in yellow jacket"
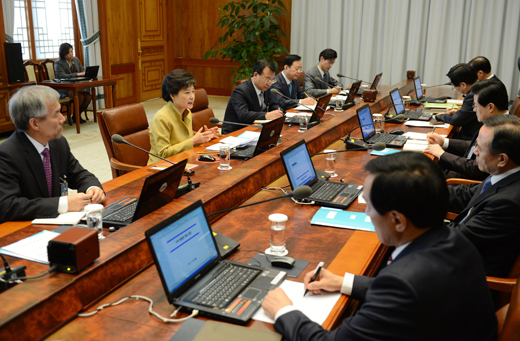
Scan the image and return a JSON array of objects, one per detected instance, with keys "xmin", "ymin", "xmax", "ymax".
[{"xmin": 148, "ymin": 69, "xmax": 218, "ymax": 164}]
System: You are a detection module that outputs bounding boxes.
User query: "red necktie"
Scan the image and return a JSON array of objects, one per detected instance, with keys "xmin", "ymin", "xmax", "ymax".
[
  {"xmin": 42, "ymin": 148, "xmax": 52, "ymax": 197},
  {"xmin": 71, "ymin": 62, "xmax": 77, "ymax": 73}
]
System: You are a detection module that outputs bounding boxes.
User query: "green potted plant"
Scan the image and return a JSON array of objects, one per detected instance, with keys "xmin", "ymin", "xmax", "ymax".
[{"xmin": 203, "ymin": 0, "xmax": 289, "ymax": 84}]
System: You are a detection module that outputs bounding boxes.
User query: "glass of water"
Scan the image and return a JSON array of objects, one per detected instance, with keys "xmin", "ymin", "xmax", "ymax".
[
  {"xmin": 266, "ymin": 213, "xmax": 288, "ymax": 256},
  {"xmin": 334, "ymin": 99, "xmax": 344, "ymax": 112},
  {"xmin": 298, "ymin": 115, "xmax": 309, "ymax": 132},
  {"xmin": 373, "ymin": 113, "xmax": 384, "ymax": 133},
  {"xmin": 85, "ymin": 204, "xmax": 104, "ymax": 240},
  {"xmin": 218, "ymin": 143, "xmax": 232, "ymax": 170},
  {"xmin": 324, "ymin": 149, "xmax": 338, "ymax": 177}
]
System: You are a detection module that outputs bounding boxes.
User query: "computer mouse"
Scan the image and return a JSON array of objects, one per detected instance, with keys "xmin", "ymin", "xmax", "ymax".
[
  {"xmin": 389, "ymin": 129, "xmax": 405, "ymax": 135},
  {"xmin": 270, "ymin": 256, "xmax": 295, "ymax": 269},
  {"xmin": 198, "ymin": 154, "xmax": 215, "ymax": 162}
]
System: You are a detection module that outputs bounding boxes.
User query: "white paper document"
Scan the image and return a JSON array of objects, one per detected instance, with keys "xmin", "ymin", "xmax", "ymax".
[
  {"xmin": 32, "ymin": 211, "xmax": 86, "ymax": 225},
  {"xmin": 294, "ymin": 104, "xmax": 316, "ymax": 111},
  {"xmin": 0, "ymin": 230, "xmax": 60, "ymax": 264},
  {"xmin": 253, "ymin": 279, "xmax": 341, "ymax": 325},
  {"xmin": 206, "ymin": 132, "xmax": 260, "ymax": 151},
  {"xmin": 404, "ymin": 121, "xmax": 450, "ymax": 128},
  {"xmin": 403, "ymin": 141, "xmax": 428, "ymax": 151},
  {"xmin": 403, "ymin": 132, "xmax": 447, "ymax": 141}
]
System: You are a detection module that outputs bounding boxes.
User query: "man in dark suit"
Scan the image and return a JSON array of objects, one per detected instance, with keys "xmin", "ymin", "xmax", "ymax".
[
  {"xmin": 434, "ymin": 63, "xmax": 481, "ymax": 140},
  {"xmin": 0, "ymin": 85, "xmax": 104, "ymax": 223},
  {"xmin": 303, "ymin": 49, "xmax": 343, "ymax": 98},
  {"xmin": 222, "ymin": 60, "xmax": 284, "ymax": 134},
  {"xmin": 271, "ymin": 55, "xmax": 316, "ymax": 110},
  {"xmin": 447, "ymin": 115, "xmax": 520, "ymax": 279},
  {"xmin": 425, "ymin": 79, "xmax": 509, "ymax": 180},
  {"xmin": 262, "ymin": 152, "xmax": 497, "ymax": 341},
  {"xmin": 469, "ymin": 56, "xmax": 501, "ymax": 82}
]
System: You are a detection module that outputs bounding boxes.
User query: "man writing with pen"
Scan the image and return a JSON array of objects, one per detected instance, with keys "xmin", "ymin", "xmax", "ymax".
[{"xmin": 262, "ymin": 152, "xmax": 497, "ymax": 340}]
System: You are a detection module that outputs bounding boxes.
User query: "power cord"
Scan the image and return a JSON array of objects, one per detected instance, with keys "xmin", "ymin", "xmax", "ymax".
[
  {"xmin": 0, "ymin": 264, "xmax": 59, "ymax": 284},
  {"xmin": 78, "ymin": 295, "xmax": 199, "ymax": 323}
]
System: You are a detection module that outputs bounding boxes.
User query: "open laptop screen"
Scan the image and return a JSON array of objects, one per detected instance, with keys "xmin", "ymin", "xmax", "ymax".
[
  {"xmin": 414, "ymin": 77, "xmax": 423, "ymax": 99},
  {"xmin": 282, "ymin": 142, "xmax": 316, "ymax": 187},
  {"xmin": 390, "ymin": 88, "xmax": 405, "ymax": 115},
  {"xmin": 357, "ymin": 105, "xmax": 376, "ymax": 140},
  {"xmin": 371, "ymin": 73, "xmax": 382, "ymax": 90},
  {"xmin": 148, "ymin": 204, "xmax": 219, "ymax": 296}
]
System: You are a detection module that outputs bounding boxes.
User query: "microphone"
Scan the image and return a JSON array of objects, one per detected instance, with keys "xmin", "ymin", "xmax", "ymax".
[
  {"xmin": 337, "ymin": 73, "xmax": 363, "ymax": 83},
  {"xmin": 423, "ymin": 82, "xmax": 451, "ymax": 89},
  {"xmin": 311, "ymin": 142, "xmax": 386, "ymax": 155},
  {"xmin": 207, "ymin": 185, "xmax": 312, "ymax": 218},
  {"xmin": 314, "ymin": 76, "xmax": 333, "ymax": 89},
  {"xmin": 343, "ymin": 114, "xmax": 406, "ymax": 149},
  {"xmin": 270, "ymin": 89, "xmax": 317, "ymax": 115},
  {"xmin": 209, "ymin": 117, "xmax": 262, "ymax": 128},
  {"xmin": 111, "ymin": 134, "xmax": 200, "ymax": 198}
]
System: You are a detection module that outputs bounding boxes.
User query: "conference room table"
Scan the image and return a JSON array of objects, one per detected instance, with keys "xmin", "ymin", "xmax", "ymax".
[
  {"xmin": 0, "ymin": 79, "xmax": 455, "ymax": 340},
  {"xmin": 40, "ymin": 76, "xmax": 124, "ymax": 134}
]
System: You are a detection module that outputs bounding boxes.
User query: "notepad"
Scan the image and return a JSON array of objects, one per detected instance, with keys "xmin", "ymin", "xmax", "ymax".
[{"xmin": 311, "ymin": 208, "xmax": 375, "ymax": 232}]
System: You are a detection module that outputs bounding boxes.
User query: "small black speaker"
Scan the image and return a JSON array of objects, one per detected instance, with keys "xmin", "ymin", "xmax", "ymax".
[{"xmin": 4, "ymin": 43, "xmax": 25, "ymax": 84}]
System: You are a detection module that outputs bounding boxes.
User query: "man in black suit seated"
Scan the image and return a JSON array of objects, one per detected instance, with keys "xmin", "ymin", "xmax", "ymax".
[
  {"xmin": 447, "ymin": 115, "xmax": 520, "ymax": 279},
  {"xmin": 271, "ymin": 54, "xmax": 317, "ymax": 111},
  {"xmin": 262, "ymin": 152, "xmax": 497, "ymax": 341},
  {"xmin": 0, "ymin": 85, "xmax": 105, "ymax": 223},
  {"xmin": 425, "ymin": 79, "xmax": 509, "ymax": 180},
  {"xmin": 303, "ymin": 48, "xmax": 343, "ymax": 98},
  {"xmin": 222, "ymin": 60, "xmax": 284, "ymax": 134},
  {"xmin": 434, "ymin": 63, "xmax": 482, "ymax": 140},
  {"xmin": 469, "ymin": 56, "xmax": 500, "ymax": 82}
]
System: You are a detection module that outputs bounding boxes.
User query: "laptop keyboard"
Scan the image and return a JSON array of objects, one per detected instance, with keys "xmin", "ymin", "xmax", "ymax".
[
  {"xmin": 311, "ymin": 182, "xmax": 347, "ymax": 201},
  {"xmin": 103, "ymin": 200, "xmax": 138, "ymax": 222},
  {"xmin": 191, "ymin": 264, "xmax": 260, "ymax": 309},
  {"xmin": 371, "ymin": 133, "xmax": 398, "ymax": 144},
  {"xmin": 404, "ymin": 109, "xmax": 424, "ymax": 119},
  {"xmin": 231, "ymin": 145, "xmax": 255, "ymax": 158}
]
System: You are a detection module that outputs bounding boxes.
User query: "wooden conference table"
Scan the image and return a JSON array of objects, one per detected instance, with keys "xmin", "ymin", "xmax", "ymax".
[
  {"xmin": 40, "ymin": 76, "xmax": 124, "ymax": 134},
  {"xmin": 0, "ymin": 80, "xmax": 455, "ymax": 340}
]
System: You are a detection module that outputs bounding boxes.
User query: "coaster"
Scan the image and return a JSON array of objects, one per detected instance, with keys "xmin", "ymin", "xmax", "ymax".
[
  {"xmin": 265, "ymin": 247, "xmax": 288, "ymax": 256},
  {"xmin": 217, "ymin": 166, "xmax": 233, "ymax": 170}
]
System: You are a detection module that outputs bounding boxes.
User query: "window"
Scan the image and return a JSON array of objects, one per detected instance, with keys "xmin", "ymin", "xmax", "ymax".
[{"xmin": 8, "ymin": 0, "xmax": 77, "ymax": 60}]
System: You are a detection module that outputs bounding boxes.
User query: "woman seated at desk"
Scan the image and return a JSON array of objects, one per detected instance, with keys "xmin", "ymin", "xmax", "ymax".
[
  {"xmin": 148, "ymin": 69, "xmax": 218, "ymax": 164},
  {"xmin": 54, "ymin": 43, "xmax": 92, "ymax": 123}
]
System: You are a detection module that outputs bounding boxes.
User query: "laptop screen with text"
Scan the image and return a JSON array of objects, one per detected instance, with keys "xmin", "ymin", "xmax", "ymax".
[{"xmin": 283, "ymin": 142, "xmax": 316, "ymax": 187}]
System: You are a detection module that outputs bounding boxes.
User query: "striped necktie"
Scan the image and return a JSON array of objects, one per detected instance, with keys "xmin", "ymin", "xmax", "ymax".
[{"xmin": 42, "ymin": 148, "xmax": 52, "ymax": 197}]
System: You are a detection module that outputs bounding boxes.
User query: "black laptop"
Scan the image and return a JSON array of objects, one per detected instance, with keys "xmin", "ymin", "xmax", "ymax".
[
  {"xmin": 356, "ymin": 104, "xmax": 407, "ymax": 148},
  {"xmin": 389, "ymin": 88, "xmax": 432, "ymax": 121},
  {"xmin": 412, "ymin": 76, "xmax": 445, "ymax": 103},
  {"xmin": 357, "ymin": 72, "xmax": 382, "ymax": 95},
  {"xmin": 230, "ymin": 116, "xmax": 285, "ymax": 160},
  {"xmin": 63, "ymin": 65, "xmax": 100, "ymax": 82},
  {"xmin": 280, "ymin": 140, "xmax": 363, "ymax": 209},
  {"xmin": 145, "ymin": 200, "xmax": 286, "ymax": 325},
  {"xmin": 285, "ymin": 93, "xmax": 332, "ymax": 124}
]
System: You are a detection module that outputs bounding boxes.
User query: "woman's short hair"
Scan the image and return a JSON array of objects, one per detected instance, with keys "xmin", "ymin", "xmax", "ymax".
[
  {"xmin": 8, "ymin": 85, "xmax": 60, "ymax": 131},
  {"xmin": 59, "ymin": 43, "xmax": 73, "ymax": 59},
  {"xmin": 161, "ymin": 69, "xmax": 196, "ymax": 102}
]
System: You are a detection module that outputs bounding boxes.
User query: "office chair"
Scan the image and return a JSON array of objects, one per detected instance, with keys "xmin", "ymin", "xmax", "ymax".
[
  {"xmin": 39, "ymin": 59, "xmax": 75, "ymax": 125},
  {"xmin": 191, "ymin": 88, "xmax": 219, "ymax": 132}
]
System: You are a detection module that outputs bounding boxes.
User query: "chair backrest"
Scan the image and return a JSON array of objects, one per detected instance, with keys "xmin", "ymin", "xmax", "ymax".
[
  {"xmin": 497, "ymin": 276, "xmax": 520, "ymax": 340},
  {"xmin": 191, "ymin": 88, "xmax": 218, "ymax": 132},
  {"xmin": 97, "ymin": 103, "xmax": 151, "ymax": 178},
  {"xmin": 23, "ymin": 61, "xmax": 40, "ymax": 82},
  {"xmin": 40, "ymin": 59, "xmax": 56, "ymax": 80},
  {"xmin": 297, "ymin": 70, "xmax": 305, "ymax": 89},
  {"xmin": 511, "ymin": 96, "xmax": 520, "ymax": 118}
]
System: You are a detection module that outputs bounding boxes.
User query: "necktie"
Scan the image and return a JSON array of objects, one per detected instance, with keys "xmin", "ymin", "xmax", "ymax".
[
  {"xmin": 259, "ymin": 92, "xmax": 266, "ymax": 110},
  {"xmin": 387, "ymin": 254, "xmax": 393, "ymax": 265},
  {"xmin": 71, "ymin": 62, "xmax": 77, "ymax": 73},
  {"xmin": 480, "ymin": 177, "xmax": 492, "ymax": 194},
  {"xmin": 288, "ymin": 82, "xmax": 293, "ymax": 98},
  {"xmin": 323, "ymin": 73, "xmax": 327, "ymax": 84},
  {"xmin": 42, "ymin": 148, "xmax": 52, "ymax": 197}
]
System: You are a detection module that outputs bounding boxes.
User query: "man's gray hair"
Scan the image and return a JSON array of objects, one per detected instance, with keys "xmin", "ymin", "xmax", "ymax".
[{"xmin": 8, "ymin": 85, "xmax": 60, "ymax": 131}]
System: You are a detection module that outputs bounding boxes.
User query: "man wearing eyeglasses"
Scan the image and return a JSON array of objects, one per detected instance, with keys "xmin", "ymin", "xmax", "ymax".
[
  {"xmin": 222, "ymin": 59, "xmax": 284, "ymax": 134},
  {"xmin": 272, "ymin": 55, "xmax": 317, "ymax": 110},
  {"xmin": 304, "ymin": 48, "xmax": 343, "ymax": 98}
]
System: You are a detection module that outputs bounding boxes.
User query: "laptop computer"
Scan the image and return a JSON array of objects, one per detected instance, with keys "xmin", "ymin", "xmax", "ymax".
[
  {"xmin": 230, "ymin": 116, "xmax": 285, "ymax": 160},
  {"xmin": 357, "ymin": 72, "xmax": 382, "ymax": 95},
  {"xmin": 356, "ymin": 104, "xmax": 408, "ymax": 148},
  {"xmin": 63, "ymin": 65, "xmax": 100, "ymax": 82},
  {"xmin": 145, "ymin": 200, "xmax": 286, "ymax": 325},
  {"xmin": 285, "ymin": 93, "xmax": 332, "ymax": 125},
  {"xmin": 389, "ymin": 88, "xmax": 432, "ymax": 121},
  {"xmin": 280, "ymin": 139, "xmax": 363, "ymax": 209},
  {"xmin": 412, "ymin": 76, "xmax": 445, "ymax": 103}
]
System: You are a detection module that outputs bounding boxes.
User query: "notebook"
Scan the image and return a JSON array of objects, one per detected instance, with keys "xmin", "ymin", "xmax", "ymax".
[
  {"xmin": 63, "ymin": 65, "xmax": 100, "ymax": 82},
  {"xmin": 285, "ymin": 93, "xmax": 332, "ymax": 125},
  {"xmin": 230, "ymin": 116, "xmax": 284, "ymax": 160},
  {"xmin": 145, "ymin": 200, "xmax": 286, "ymax": 325},
  {"xmin": 357, "ymin": 72, "xmax": 382, "ymax": 95},
  {"xmin": 412, "ymin": 76, "xmax": 444, "ymax": 103},
  {"xmin": 280, "ymin": 139, "xmax": 363, "ymax": 209},
  {"xmin": 356, "ymin": 104, "xmax": 408, "ymax": 148},
  {"xmin": 389, "ymin": 88, "xmax": 432, "ymax": 121}
]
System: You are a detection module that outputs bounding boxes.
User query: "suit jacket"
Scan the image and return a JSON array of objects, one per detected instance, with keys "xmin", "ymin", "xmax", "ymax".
[
  {"xmin": 448, "ymin": 170, "xmax": 520, "ymax": 278},
  {"xmin": 439, "ymin": 132, "xmax": 489, "ymax": 180},
  {"xmin": 271, "ymin": 72, "xmax": 306, "ymax": 110},
  {"xmin": 303, "ymin": 65, "xmax": 343, "ymax": 98},
  {"xmin": 434, "ymin": 89, "xmax": 482, "ymax": 141},
  {"xmin": 0, "ymin": 131, "xmax": 102, "ymax": 222},
  {"xmin": 275, "ymin": 225, "xmax": 497, "ymax": 341},
  {"xmin": 54, "ymin": 57, "xmax": 84, "ymax": 79},
  {"xmin": 222, "ymin": 79, "xmax": 279, "ymax": 134}
]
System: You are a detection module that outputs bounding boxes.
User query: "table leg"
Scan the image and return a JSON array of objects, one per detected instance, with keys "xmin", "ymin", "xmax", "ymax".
[
  {"xmin": 74, "ymin": 91, "xmax": 80, "ymax": 134},
  {"xmin": 92, "ymin": 88, "xmax": 97, "ymax": 122}
]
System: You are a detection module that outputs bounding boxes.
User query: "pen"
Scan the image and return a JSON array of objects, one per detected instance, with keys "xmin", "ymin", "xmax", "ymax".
[
  {"xmin": 304, "ymin": 261, "xmax": 324, "ymax": 297},
  {"xmin": 427, "ymin": 127, "xmax": 436, "ymax": 142},
  {"xmin": 304, "ymin": 92, "xmax": 316, "ymax": 100}
]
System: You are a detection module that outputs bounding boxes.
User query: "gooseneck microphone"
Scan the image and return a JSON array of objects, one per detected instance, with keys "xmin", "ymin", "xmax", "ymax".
[
  {"xmin": 209, "ymin": 117, "xmax": 262, "ymax": 128},
  {"xmin": 311, "ymin": 142, "xmax": 386, "ymax": 155},
  {"xmin": 314, "ymin": 76, "xmax": 333, "ymax": 89},
  {"xmin": 343, "ymin": 114, "xmax": 406, "ymax": 149},
  {"xmin": 423, "ymin": 82, "xmax": 451, "ymax": 89},
  {"xmin": 111, "ymin": 134, "xmax": 200, "ymax": 197},
  {"xmin": 270, "ymin": 89, "xmax": 318, "ymax": 115},
  {"xmin": 336, "ymin": 73, "xmax": 363, "ymax": 83},
  {"xmin": 207, "ymin": 185, "xmax": 312, "ymax": 218}
]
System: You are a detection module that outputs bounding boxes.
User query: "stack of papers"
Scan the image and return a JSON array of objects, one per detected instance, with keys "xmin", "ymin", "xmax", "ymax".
[
  {"xmin": 404, "ymin": 121, "xmax": 450, "ymax": 128},
  {"xmin": 0, "ymin": 230, "xmax": 60, "ymax": 264},
  {"xmin": 403, "ymin": 140, "xmax": 428, "ymax": 151},
  {"xmin": 311, "ymin": 208, "xmax": 375, "ymax": 232},
  {"xmin": 403, "ymin": 132, "xmax": 447, "ymax": 141},
  {"xmin": 294, "ymin": 104, "xmax": 316, "ymax": 111},
  {"xmin": 32, "ymin": 211, "xmax": 86, "ymax": 225},
  {"xmin": 206, "ymin": 131, "xmax": 261, "ymax": 151}
]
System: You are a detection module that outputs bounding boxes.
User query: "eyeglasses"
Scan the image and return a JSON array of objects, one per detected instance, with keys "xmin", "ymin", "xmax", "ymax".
[
  {"xmin": 293, "ymin": 67, "xmax": 304, "ymax": 72},
  {"xmin": 260, "ymin": 74, "xmax": 277, "ymax": 85}
]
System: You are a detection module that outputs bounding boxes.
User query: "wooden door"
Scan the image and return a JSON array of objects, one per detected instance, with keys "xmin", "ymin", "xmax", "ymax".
[{"xmin": 137, "ymin": 0, "xmax": 168, "ymax": 101}]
